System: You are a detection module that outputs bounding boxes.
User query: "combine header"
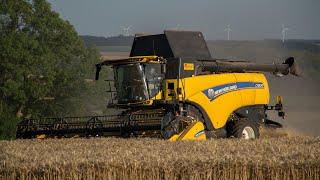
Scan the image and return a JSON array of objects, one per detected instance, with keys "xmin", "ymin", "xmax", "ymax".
[{"xmin": 16, "ymin": 31, "xmax": 302, "ymax": 140}]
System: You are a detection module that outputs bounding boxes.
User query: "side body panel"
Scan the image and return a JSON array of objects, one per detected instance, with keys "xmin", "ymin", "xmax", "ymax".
[{"xmin": 164, "ymin": 73, "xmax": 269, "ymax": 129}]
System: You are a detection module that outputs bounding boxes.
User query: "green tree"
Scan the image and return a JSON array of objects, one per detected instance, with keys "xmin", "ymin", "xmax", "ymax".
[{"xmin": 0, "ymin": 0, "xmax": 101, "ymax": 139}]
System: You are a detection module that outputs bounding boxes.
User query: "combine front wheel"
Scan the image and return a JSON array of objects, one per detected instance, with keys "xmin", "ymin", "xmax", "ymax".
[{"xmin": 229, "ymin": 118, "xmax": 260, "ymax": 139}]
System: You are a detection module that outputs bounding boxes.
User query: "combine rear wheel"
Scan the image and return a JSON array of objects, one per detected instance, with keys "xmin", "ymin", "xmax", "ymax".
[{"xmin": 229, "ymin": 118, "xmax": 260, "ymax": 139}]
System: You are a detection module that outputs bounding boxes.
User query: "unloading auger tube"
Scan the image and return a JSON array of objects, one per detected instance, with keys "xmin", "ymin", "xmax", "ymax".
[{"xmin": 198, "ymin": 57, "xmax": 302, "ymax": 77}]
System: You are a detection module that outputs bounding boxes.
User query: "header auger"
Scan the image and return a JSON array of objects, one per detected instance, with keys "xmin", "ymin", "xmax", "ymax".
[{"xmin": 17, "ymin": 30, "xmax": 302, "ymax": 140}]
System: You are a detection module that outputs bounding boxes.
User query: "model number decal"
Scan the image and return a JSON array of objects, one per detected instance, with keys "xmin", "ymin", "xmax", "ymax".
[{"xmin": 254, "ymin": 83, "xmax": 264, "ymax": 88}]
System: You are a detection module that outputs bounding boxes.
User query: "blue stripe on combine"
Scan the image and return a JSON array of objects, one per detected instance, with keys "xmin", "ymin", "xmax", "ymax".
[
  {"xmin": 194, "ymin": 130, "xmax": 205, "ymax": 138},
  {"xmin": 202, "ymin": 82, "xmax": 264, "ymax": 101}
]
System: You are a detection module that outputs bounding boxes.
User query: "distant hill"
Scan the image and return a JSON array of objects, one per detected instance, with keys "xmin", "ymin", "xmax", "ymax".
[
  {"xmin": 81, "ymin": 35, "xmax": 320, "ymax": 52},
  {"xmin": 81, "ymin": 35, "xmax": 134, "ymax": 47}
]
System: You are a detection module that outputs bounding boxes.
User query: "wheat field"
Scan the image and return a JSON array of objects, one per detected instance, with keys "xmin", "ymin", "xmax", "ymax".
[{"xmin": 0, "ymin": 133, "xmax": 319, "ymax": 180}]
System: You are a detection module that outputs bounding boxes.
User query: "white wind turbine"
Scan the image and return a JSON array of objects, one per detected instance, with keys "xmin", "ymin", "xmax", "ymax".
[
  {"xmin": 281, "ymin": 24, "xmax": 289, "ymax": 43},
  {"xmin": 173, "ymin": 24, "xmax": 180, "ymax": 30},
  {"xmin": 164, "ymin": 24, "xmax": 181, "ymax": 30},
  {"xmin": 122, "ymin": 25, "xmax": 132, "ymax": 36},
  {"xmin": 224, "ymin": 24, "xmax": 232, "ymax": 41}
]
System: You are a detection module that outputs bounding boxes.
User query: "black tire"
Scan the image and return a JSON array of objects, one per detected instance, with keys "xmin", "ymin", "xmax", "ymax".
[{"xmin": 228, "ymin": 118, "xmax": 260, "ymax": 139}]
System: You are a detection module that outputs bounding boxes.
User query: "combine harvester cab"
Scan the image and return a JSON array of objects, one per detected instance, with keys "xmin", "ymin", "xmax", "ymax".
[{"xmin": 16, "ymin": 31, "xmax": 302, "ymax": 140}]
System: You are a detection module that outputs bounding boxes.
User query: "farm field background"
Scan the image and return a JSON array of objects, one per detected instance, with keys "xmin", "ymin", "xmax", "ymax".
[{"xmin": 1, "ymin": 133, "xmax": 319, "ymax": 180}]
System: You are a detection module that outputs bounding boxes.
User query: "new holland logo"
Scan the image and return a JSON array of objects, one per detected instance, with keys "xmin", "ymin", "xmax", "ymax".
[
  {"xmin": 203, "ymin": 82, "xmax": 264, "ymax": 101},
  {"xmin": 208, "ymin": 89, "xmax": 215, "ymax": 99}
]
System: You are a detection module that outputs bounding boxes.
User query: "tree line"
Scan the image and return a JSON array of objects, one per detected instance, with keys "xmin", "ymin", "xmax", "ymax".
[{"xmin": 0, "ymin": 0, "xmax": 108, "ymax": 139}]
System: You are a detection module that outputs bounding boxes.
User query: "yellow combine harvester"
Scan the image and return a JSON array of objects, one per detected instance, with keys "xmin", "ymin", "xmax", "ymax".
[{"xmin": 16, "ymin": 31, "xmax": 302, "ymax": 140}]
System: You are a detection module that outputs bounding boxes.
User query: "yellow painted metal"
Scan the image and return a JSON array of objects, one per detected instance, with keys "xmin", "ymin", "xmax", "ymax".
[
  {"xmin": 37, "ymin": 134, "xmax": 46, "ymax": 139},
  {"xmin": 169, "ymin": 121, "xmax": 206, "ymax": 141},
  {"xmin": 163, "ymin": 79, "xmax": 188, "ymax": 100},
  {"xmin": 164, "ymin": 79, "xmax": 178, "ymax": 100},
  {"xmin": 152, "ymin": 91, "xmax": 163, "ymax": 100},
  {"xmin": 277, "ymin": 96, "xmax": 283, "ymax": 104},
  {"xmin": 164, "ymin": 73, "xmax": 269, "ymax": 129},
  {"xmin": 253, "ymin": 74, "xmax": 270, "ymax": 105}
]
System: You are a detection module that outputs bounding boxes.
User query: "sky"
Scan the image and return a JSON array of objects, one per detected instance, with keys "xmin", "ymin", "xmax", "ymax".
[{"xmin": 48, "ymin": 0, "xmax": 320, "ymax": 40}]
